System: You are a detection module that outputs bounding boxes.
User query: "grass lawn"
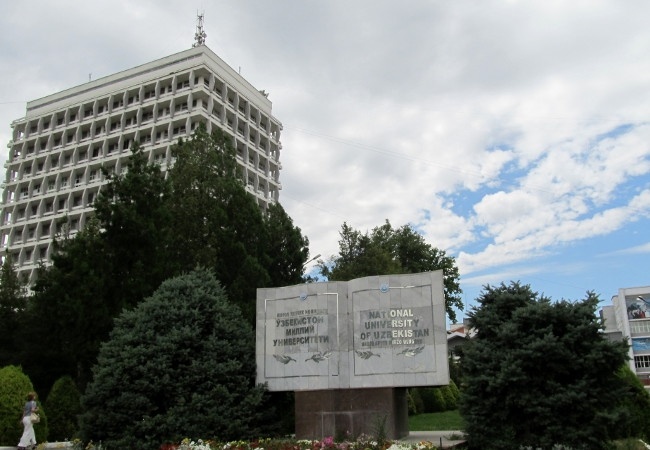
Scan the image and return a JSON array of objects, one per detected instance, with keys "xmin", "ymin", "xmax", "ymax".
[{"xmin": 408, "ymin": 410, "xmax": 465, "ymax": 431}]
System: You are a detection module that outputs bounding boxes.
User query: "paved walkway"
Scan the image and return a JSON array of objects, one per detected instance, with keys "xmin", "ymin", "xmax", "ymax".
[{"xmin": 398, "ymin": 430, "xmax": 466, "ymax": 448}]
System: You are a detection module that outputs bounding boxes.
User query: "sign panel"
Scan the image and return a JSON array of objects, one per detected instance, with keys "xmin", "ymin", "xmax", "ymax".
[{"xmin": 256, "ymin": 271, "xmax": 449, "ymax": 391}]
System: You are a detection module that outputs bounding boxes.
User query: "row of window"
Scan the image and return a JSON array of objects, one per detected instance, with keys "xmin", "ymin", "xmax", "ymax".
[
  {"xmin": 635, "ymin": 355, "xmax": 650, "ymax": 369},
  {"xmin": 630, "ymin": 320, "xmax": 650, "ymax": 334},
  {"xmin": 17, "ymin": 72, "xmax": 279, "ymax": 145}
]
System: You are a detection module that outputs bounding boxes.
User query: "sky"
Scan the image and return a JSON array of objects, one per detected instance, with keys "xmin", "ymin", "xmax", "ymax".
[{"xmin": 0, "ymin": 1, "xmax": 648, "ymax": 319}]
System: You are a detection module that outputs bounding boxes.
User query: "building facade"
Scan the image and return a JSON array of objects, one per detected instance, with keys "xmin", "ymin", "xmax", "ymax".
[
  {"xmin": 1, "ymin": 44, "xmax": 283, "ymax": 282},
  {"xmin": 601, "ymin": 285, "xmax": 650, "ymax": 387}
]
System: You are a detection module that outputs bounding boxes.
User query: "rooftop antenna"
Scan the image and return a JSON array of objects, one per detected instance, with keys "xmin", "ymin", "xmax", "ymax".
[{"xmin": 193, "ymin": 12, "xmax": 207, "ymax": 48}]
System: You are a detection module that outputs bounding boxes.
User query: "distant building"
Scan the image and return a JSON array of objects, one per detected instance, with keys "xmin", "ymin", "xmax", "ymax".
[
  {"xmin": 1, "ymin": 43, "xmax": 283, "ymax": 282},
  {"xmin": 447, "ymin": 319, "xmax": 474, "ymax": 358},
  {"xmin": 601, "ymin": 285, "xmax": 650, "ymax": 387}
]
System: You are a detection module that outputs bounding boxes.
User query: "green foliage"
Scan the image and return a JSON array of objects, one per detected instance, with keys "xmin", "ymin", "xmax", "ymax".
[
  {"xmin": 407, "ymin": 388, "xmax": 424, "ymax": 415},
  {"xmin": 25, "ymin": 219, "xmax": 114, "ymax": 390},
  {"xmin": 80, "ymin": 269, "xmax": 269, "ymax": 449},
  {"xmin": 45, "ymin": 376, "xmax": 81, "ymax": 441},
  {"xmin": 447, "ymin": 379, "xmax": 460, "ymax": 404},
  {"xmin": 167, "ymin": 127, "xmax": 271, "ymax": 323},
  {"xmin": 440, "ymin": 385, "xmax": 457, "ymax": 410},
  {"xmin": 93, "ymin": 142, "xmax": 175, "ymax": 311},
  {"xmin": 418, "ymin": 387, "xmax": 447, "ymax": 413},
  {"xmin": 459, "ymin": 282, "xmax": 630, "ymax": 450},
  {"xmin": 319, "ymin": 221, "xmax": 463, "ymax": 322},
  {"xmin": 263, "ymin": 203, "xmax": 311, "ymax": 287},
  {"xmin": 0, "ymin": 255, "xmax": 27, "ymax": 367},
  {"xmin": 609, "ymin": 365, "xmax": 650, "ymax": 441},
  {"xmin": 0, "ymin": 365, "xmax": 48, "ymax": 445}
]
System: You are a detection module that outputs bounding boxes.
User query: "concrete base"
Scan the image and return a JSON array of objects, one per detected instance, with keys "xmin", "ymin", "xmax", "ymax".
[{"xmin": 295, "ymin": 387, "xmax": 408, "ymax": 440}]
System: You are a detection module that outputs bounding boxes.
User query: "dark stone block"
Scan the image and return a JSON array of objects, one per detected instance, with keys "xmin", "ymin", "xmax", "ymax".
[{"xmin": 295, "ymin": 388, "xmax": 408, "ymax": 440}]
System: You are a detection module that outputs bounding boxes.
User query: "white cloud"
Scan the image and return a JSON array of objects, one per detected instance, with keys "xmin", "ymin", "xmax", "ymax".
[{"xmin": 1, "ymin": 1, "xmax": 649, "ymax": 303}]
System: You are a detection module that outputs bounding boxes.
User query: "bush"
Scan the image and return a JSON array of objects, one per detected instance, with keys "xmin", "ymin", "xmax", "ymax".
[
  {"xmin": 407, "ymin": 388, "xmax": 424, "ymax": 415},
  {"xmin": 440, "ymin": 385, "xmax": 456, "ymax": 410},
  {"xmin": 80, "ymin": 269, "xmax": 269, "ymax": 450},
  {"xmin": 419, "ymin": 387, "xmax": 447, "ymax": 413},
  {"xmin": 0, "ymin": 365, "xmax": 48, "ymax": 445},
  {"xmin": 45, "ymin": 375, "xmax": 81, "ymax": 441},
  {"xmin": 448, "ymin": 379, "xmax": 460, "ymax": 404}
]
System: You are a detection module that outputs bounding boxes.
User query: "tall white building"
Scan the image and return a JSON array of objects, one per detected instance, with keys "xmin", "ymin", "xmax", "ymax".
[
  {"xmin": 601, "ymin": 285, "xmax": 650, "ymax": 388},
  {"xmin": 0, "ymin": 43, "xmax": 283, "ymax": 283}
]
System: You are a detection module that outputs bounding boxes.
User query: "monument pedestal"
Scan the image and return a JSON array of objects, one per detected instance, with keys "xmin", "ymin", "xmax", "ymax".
[{"xmin": 295, "ymin": 387, "xmax": 408, "ymax": 440}]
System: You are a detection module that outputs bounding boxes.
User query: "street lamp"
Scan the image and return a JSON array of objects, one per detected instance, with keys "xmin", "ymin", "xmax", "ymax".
[{"xmin": 303, "ymin": 253, "xmax": 321, "ymax": 269}]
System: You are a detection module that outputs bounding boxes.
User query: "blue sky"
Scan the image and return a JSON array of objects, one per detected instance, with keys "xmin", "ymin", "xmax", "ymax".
[{"xmin": 0, "ymin": 1, "xmax": 648, "ymax": 319}]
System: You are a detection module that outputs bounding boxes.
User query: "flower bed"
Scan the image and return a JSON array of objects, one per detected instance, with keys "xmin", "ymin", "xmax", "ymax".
[{"xmin": 161, "ymin": 436, "xmax": 439, "ymax": 450}]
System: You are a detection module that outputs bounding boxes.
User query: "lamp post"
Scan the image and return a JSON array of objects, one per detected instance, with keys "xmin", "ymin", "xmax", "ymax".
[{"xmin": 303, "ymin": 253, "xmax": 321, "ymax": 269}]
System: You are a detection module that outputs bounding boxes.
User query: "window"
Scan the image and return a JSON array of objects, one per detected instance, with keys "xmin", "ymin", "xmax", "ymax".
[
  {"xmin": 79, "ymin": 151, "xmax": 87, "ymax": 161},
  {"xmin": 75, "ymin": 174, "xmax": 83, "ymax": 186},
  {"xmin": 48, "ymin": 181, "xmax": 55, "ymax": 191},
  {"xmin": 39, "ymin": 247, "xmax": 47, "ymax": 258},
  {"xmin": 88, "ymin": 192, "xmax": 95, "ymax": 204},
  {"xmin": 58, "ymin": 199, "xmax": 66, "ymax": 210},
  {"xmin": 73, "ymin": 196, "xmax": 82, "ymax": 207},
  {"xmin": 33, "ymin": 184, "xmax": 41, "ymax": 194},
  {"xmin": 89, "ymin": 170, "xmax": 98, "ymax": 182},
  {"xmin": 30, "ymin": 205, "xmax": 37, "ymax": 216},
  {"xmin": 630, "ymin": 320, "xmax": 650, "ymax": 334},
  {"xmin": 92, "ymin": 147, "xmax": 101, "ymax": 158},
  {"xmin": 20, "ymin": 187, "xmax": 28, "ymax": 199},
  {"xmin": 45, "ymin": 202, "xmax": 53, "ymax": 214},
  {"xmin": 61, "ymin": 176, "xmax": 69, "ymax": 187},
  {"xmin": 42, "ymin": 224, "xmax": 50, "ymax": 236},
  {"xmin": 635, "ymin": 355, "xmax": 650, "ymax": 369}
]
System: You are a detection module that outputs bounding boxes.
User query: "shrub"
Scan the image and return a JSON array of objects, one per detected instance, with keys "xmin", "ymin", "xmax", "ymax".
[
  {"xmin": 440, "ymin": 385, "xmax": 456, "ymax": 410},
  {"xmin": 80, "ymin": 269, "xmax": 268, "ymax": 450},
  {"xmin": 45, "ymin": 375, "xmax": 81, "ymax": 441},
  {"xmin": 0, "ymin": 365, "xmax": 48, "ymax": 445},
  {"xmin": 407, "ymin": 388, "xmax": 424, "ymax": 415},
  {"xmin": 448, "ymin": 379, "xmax": 460, "ymax": 403}
]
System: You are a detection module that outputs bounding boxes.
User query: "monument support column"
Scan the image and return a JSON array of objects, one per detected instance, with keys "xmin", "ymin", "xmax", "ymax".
[{"xmin": 295, "ymin": 387, "xmax": 409, "ymax": 440}]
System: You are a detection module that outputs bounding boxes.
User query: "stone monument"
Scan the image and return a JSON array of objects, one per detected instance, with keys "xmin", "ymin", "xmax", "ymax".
[{"xmin": 256, "ymin": 271, "xmax": 448, "ymax": 439}]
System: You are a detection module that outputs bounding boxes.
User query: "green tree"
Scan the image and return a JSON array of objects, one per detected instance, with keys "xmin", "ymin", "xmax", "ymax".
[
  {"xmin": 25, "ymin": 218, "xmax": 114, "ymax": 390},
  {"xmin": 93, "ymin": 142, "xmax": 174, "ymax": 310},
  {"xmin": 263, "ymin": 203, "xmax": 311, "ymax": 287},
  {"xmin": 0, "ymin": 254, "xmax": 27, "ymax": 366},
  {"xmin": 320, "ymin": 221, "xmax": 463, "ymax": 322},
  {"xmin": 45, "ymin": 375, "xmax": 81, "ymax": 441},
  {"xmin": 0, "ymin": 365, "xmax": 48, "ymax": 445},
  {"xmin": 459, "ymin": 282, "xmax": 629, "ymax": 450},
  {"xmin": 80, "ymin": 269, "xmax": 269, "ymax": 449},
  {"xmin": 609, "ymin": 365, "xmax": 650, "ymax": 441},
  {"xmin": 166, "ymin": 126, "xmax": 271, "ymax": 323}
]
